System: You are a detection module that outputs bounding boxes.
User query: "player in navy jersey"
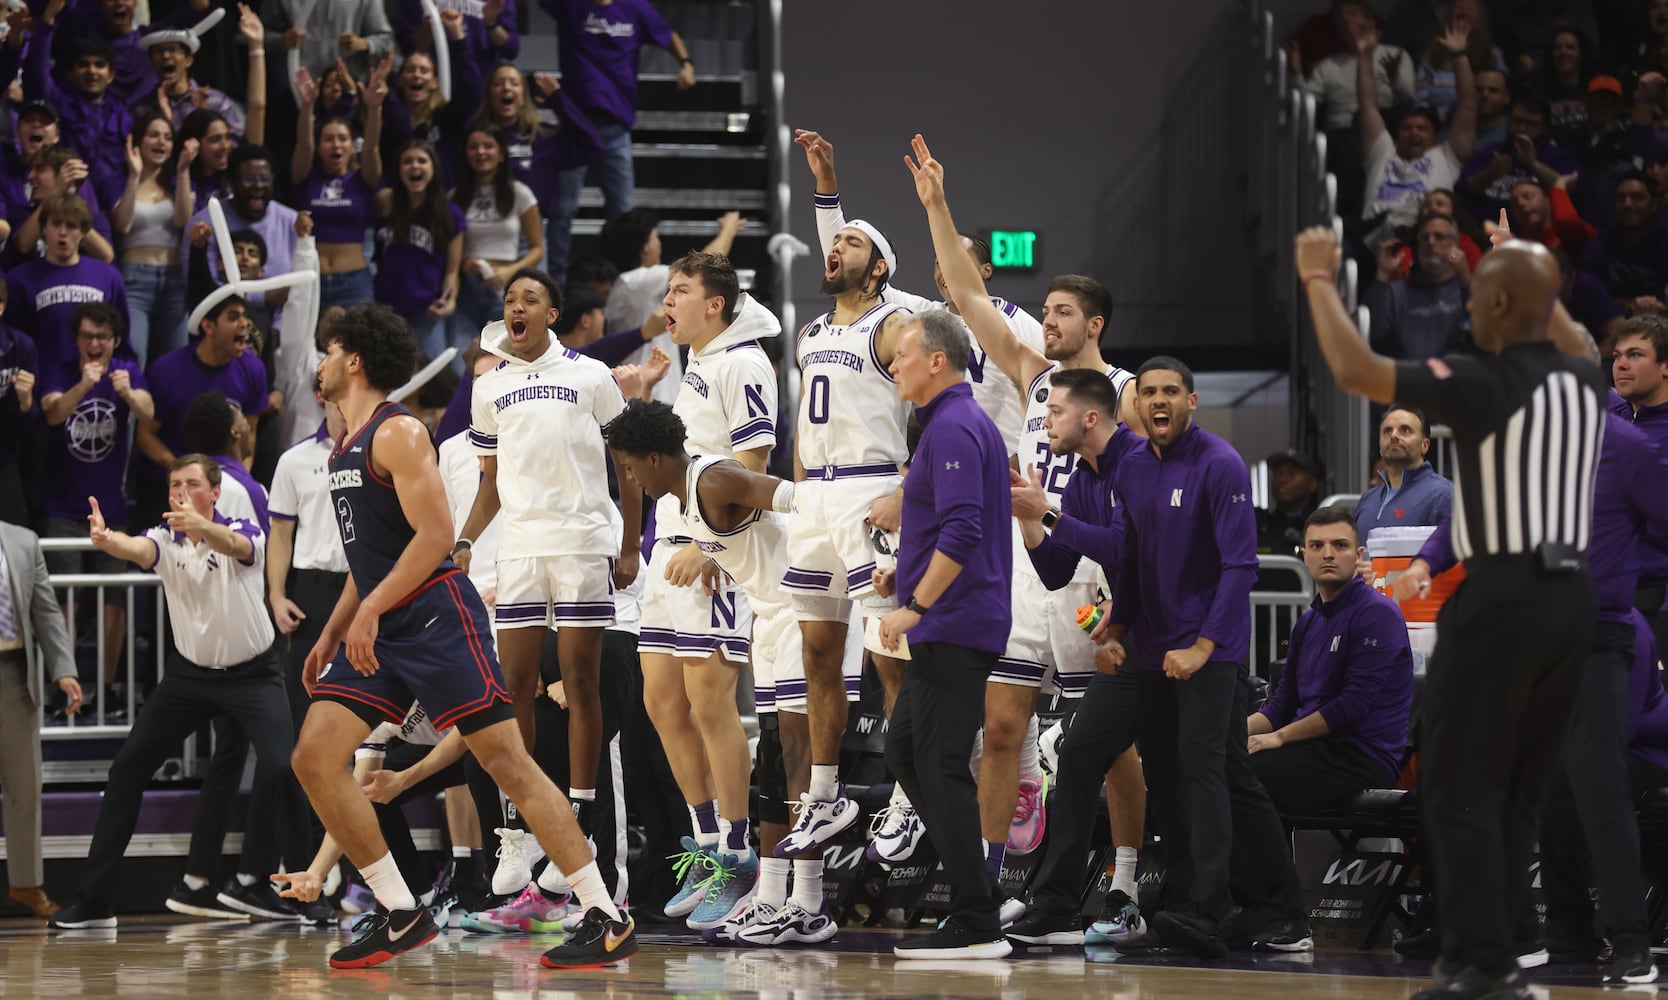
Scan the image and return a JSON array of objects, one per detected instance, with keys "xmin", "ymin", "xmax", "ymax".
[{"xmin": 280, "ymin": 303, "xmax": 636, "ymax": 971}]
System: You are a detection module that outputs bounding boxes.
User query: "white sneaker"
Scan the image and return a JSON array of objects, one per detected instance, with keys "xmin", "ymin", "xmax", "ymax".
[
  {"xmin": 774, "ymin": 788, "xmax": 860, "ymax": 858},
  {"xmin": 865, "ymin": 800, "xmax": 926, "ymax": 864},
  {"xmin": 999, "ymin": 896, "xmax": 1027, "ymax": 929},
  {"xmin": 736, "ymin": 899, "xmax": 838, "ymax": 946},
  {"xmin": 1038, "ymin": 720, "xmax": 1066, "ymax": 778},
  {"xmin": 490, "ymin": 828, "xmax": 546, "ymax": 896},
  {"xmin": 704, "ymin": 898, "xmax": 778, "ymax": 945}
]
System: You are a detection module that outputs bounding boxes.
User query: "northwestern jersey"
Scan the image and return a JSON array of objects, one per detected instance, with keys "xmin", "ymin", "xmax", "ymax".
[
  {"xmin": 795, "ymin": 301, "xmax": 911, "ymax": 469},
  {"xmin": 469, "ymin": 325, "xmax": 629, "ymax": 558},
  {"xmin": 964, "ymin": 298, "xmax": 1046, "ymax": 458},
  {"xmin": 329, "ymin": 401, "xmax": 458, "ymax": 599},
  {"xmin": 1018, "ymin": 362, "xmax": 1136, "ymax": 584},
  {"xmin": 681, "ymin": 454, "xmax": 792, "ymax": 620},
  {"xmin": 655, "ymin": 294, "xmax": 782, "ymax": 540}
]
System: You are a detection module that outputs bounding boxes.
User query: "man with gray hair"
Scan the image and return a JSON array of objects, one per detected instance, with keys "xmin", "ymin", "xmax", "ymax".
[{"xmin": 872, "ymin": 309, "xmax": 1015, "ymax": 959}]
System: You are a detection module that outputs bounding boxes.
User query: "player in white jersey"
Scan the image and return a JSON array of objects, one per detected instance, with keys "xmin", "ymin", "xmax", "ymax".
[
  {"xmin": 780, "ymin": 215, "xmax": 914, "ymax": 858},
  {"xmin": 634, "ymin": 252, "xmax": 777, "ymax": 928},
  {"xmin": 454, "ymin": 269, "xmax": 642, "ymax": 844},
  {"xmin": 608, "ymin": 399, "xmax": 846, "ymax": 947},
  {"xmin": 908, "ymin": 134, "xmax": 1148, "ymax": 921},
  {"xmin": 796, "ymin": 129, "xmax": 1046, "ymax": 460}
]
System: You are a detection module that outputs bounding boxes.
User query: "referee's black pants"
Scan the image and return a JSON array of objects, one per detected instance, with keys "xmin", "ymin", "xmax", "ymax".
[
  {"xmin": 378, "ymin": 738, "xmax": 470, "ymax": 895},
  {"xmin": 1538, "ymin": 620, "xmax": 1650, "ymax": 943},
  {"xmin": 885, "ymin": 641, "xmax": 998, "ymax": 929},
  {"xmin": 79, "ymin": 647, "xmax": 309, "ymax": 907},
  {"xmin": 1420, "ymin": 559, "xmax": 1595, "ymax": 976}
]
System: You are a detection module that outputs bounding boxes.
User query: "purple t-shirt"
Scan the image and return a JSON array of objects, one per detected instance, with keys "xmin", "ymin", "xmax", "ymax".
[
  {"xmin": 2, "ymin": 184, "xmax": 116, "ymax": 269},
  {"xmin": 546, "ymin": 0, "xmax": 674, "ymax": 128},
  {"xmin": 4, "ymin": 255, "xmax": 130, "ymax": 372},
  {"xmin": 41, "ymin": 355, "xmax": 146, "ymax": 524},
  {"xmin": 142, "ymin": 343, "xmax": 270, "ymax": 480},
  {"xmin": 374, "ymin": 202, "xmax": 466, "ymax": 321},
  {"xmin": 298, "ymin": 167, "xmax": 376, "ymax": 246}
]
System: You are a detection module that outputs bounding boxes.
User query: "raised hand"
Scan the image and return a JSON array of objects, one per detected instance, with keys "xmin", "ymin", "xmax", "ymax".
[
  {"xmin": 1485, "ymin": 207, "xmax": 1512, "ymax": 246},
  {"xmin": 611, "ymin": 363, "xmax": 643, "ymax": 400},
  {"xmin": 904, "ymin": 132, "xmax": 945, "ymax": 208},
  {"xmin": 295, "ymin": 210, "xmax": 314, "ymax": 239},
  {"xmin": 642, "ymin": 345, "xmax": 673, "ymax": 391},
  {"xmin": 337, "ymin": 57, "xmax": 361, "ymax": 95},
  {"xmin": 177, "ymin": 136, "xmax": 198, "ymax": 169},
  {"xmin": 87, "ymin": 496, "xmax": 111, "ymax": 545},
  {"xmin": 440, "ymin": 7, "xmax": 465, "ymax": 40},
  {"xmin": 282, "ymin": 26, "xmax": 306, "ymax": 51},
  {"xmin": 1294, "ymin": 225, "xmax": 1342, "ymax": 276},
  {"xmin": 237, "ymin": 3, "xmax": 261, "ymax": 45},
  {"xmin": 124, "ymin": 135, "xmax": 143, "ymax": 176},
  {"xmin": 162, "ymin": 493, "xmax": 212, "ymax": 536},
  {"xmin": 484, "ymin": 0, "xmax": 505, "ymax": 23},
  {"xmin": 1355, "ymin": 24, "xmax": 1380, "ymax": 55},
  {"xmin": 1436, "ymin": 19, "xmax": 1470, "ymax": 56},
  {"xmin": 1378, "ymin": 46, "xmax": 1403, "ymax": 78},
  {"xmin": 4, "ymin": 6, "xmax": 30, "ymax": 49},
  {"xmin": 1009, "ymin": 465, "xmax": 1051, "ymax": 521},
  {"xmin": 188, "ymin": 220, "xmax": 212, "ymax": 248},
  {"xmin": 61, "ymin": 158, "xmax": 89, "ymax": 189},
  {"xmin": 81, "ymin": 358, "xmax": 108, "ymax": 386},
  {"xmin": 792, "ymin": 129, "xmax": 835, "ymax": 183},
  {"xmin": 109, "ymin": 368, "xmax": 133, "ymax": 396},
  {"xmin": 533, "ymin": 72, "xmax": 559, "ymax": 100},
  {"xmin": 338, "ymin": 31, "xmax": 368, "ymax": 54},
  {"xmin": 1375, "ymin": 239, "xmax": 1406, "ymax": 282},
  {"xmin": 295, "ymin": 66, "xmax": 319, "ymax": 106},
  {"xmin": 716, "ymin": 209, "xmax": 742, "ymax": 235}
]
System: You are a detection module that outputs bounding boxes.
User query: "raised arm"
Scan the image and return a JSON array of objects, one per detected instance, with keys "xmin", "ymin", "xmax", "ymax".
[
  {"xmin": 700, "ymin": 211, "xmax": 743, "ymax": 257},
  {"xmin": 906, "ymin": 134, "xmax": 1046, "ymax": 390},
  {"xmin": 358, "ymin": 55, "xmax": 391, "ymax": 189},
  {"xmin": 240, "ymin": 4, "xmax": 268, "ymax": 147},
  {"xmin": 87, "ymin": 497, "xmax": 160, "ymax": 566},
  {"xmin": 1442, "ymin": 22, "xmax": 1477, "ymax": 162},
  {"xmin": 291, "ymin": 68, "xmax": 318, "ymax": 186},
  {"xmin": 1297, "ymin": 227, "xmax": 1398, "ymax": 402},
  {"xmin": 1356, "ymin": 28, "xmax": 1388, "ymax": 158}
]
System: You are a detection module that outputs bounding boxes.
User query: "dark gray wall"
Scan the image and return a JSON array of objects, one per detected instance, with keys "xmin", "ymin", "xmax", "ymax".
[{"xmin": 780, "ymin": 0, "xmax": 1263, "ymax": 359}]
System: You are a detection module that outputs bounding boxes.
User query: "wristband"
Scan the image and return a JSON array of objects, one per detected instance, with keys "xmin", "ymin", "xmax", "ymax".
[
  {"xmin": 679, "ymin": 58, "xmax": 693, "ymax": 65},
  {"xmin": 1302, "ymin": 270, "xmax": 1335, "ymax": 289},
  {"xmin": 905, "ymin": 597, "xmax": 930, "ymax": 615},
  {"xmin": 771, "ymin": 479, "xmax": 795, "ymax": 513},
  {"xmin": 451, "ymin": 538, "xmax": 473, "ymax": 556}
]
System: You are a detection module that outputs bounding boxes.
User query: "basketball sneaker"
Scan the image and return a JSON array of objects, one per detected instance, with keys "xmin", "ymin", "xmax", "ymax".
[
  {"xmin": 686, "ymin": 848, "xmax": 758, "ymax": 930},
  {"xmin": 461, "ymin": 883, "xmax": 569, "ymax": 933},
  {"xmin": 736, "ymin": 899, "xmax": 838, "ymax": 946},
  {"xmin": 775, "ymin": 788, "xmax": 859, "ymax": 858},
  {"xmin": 1085, "ymin": 890, "xmax": 1145, "ymax": 945},
  {"xmin": 46, "ymin": 898, "xmax": 117, "ymax": 930},
  {"xmin": 864, "ymin": 800, "xmax": 925, "ymax": 864},
  {"xmin": 703, "ymin": 898, "xmax": 778, "ymax": 945},
  {"xmin": 217, "ymin": 879, "xmax": 300, "ymax": 920},
  {"xmin": 540, "ymin": 908, "xmax": 638, "ymax": 969},
  {"xmin": 664, "ymin": 837, "xmax": 718, "ymax": 918},
  {"xmin": 1006, "ymin": 777, "xmax": 1047, "ymax": 856},
  {"xmin": 1038, "ymin": 720, "xmax": 1066, "ymax": 778},
  {"xmin": 894, "ymin": 913, "xmax": 1012, "ymax": 959},
  {"xmin": 1007, "ymin": 904, "xmax": 1085, "ymax": 946},
  {"xmin": 164, "ymin": 880, "xmax": 248, "ymax": 920},
  {"xmin": 328, "ymin": 906, "xmax": 438, "ymax": 969},
  {"xmin": 490, "ymin": 828, "xmax": 544, "ymax": 896}
]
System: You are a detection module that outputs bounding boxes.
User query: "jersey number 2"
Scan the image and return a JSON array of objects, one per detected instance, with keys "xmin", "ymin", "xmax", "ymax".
[{"xmin": 336, "ymin": 496, "xmax": 357, "ymax": 543}]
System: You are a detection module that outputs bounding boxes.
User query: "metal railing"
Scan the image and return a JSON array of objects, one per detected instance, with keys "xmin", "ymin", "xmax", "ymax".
[
  {"xmin": 1243, "ymin": 0, "xmax": 1372, "ymax": 498},
  {"xmin": 1250, "ymin": 554, "xmax": 1315, "ymax": 679}
]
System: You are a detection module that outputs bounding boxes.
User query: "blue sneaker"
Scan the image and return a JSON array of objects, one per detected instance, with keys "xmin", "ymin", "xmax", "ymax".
[
  {"xmin": 664, "ymin": 837, "xmax": 718, "ymax": 918},
  {"xmin": 1085, "ymin": 890, "xmax": 1146, "ymax": 945},
  {"xmin": 685, "ymin": 848, "xmax": 757, "ymax": 931}
]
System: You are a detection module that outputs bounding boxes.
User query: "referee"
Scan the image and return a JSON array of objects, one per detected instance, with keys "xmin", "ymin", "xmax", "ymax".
[{"xmin": 1300, "ymin": 228, "xmax": 1605, "ymax": 1000}]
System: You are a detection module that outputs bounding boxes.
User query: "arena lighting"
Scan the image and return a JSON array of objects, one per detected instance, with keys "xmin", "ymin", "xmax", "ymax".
[
  {"xmin": 986, "ymin": 229, "xmax": 1040, "ymax": 272},
  {"xmin": 186, "ymin": 197, "xmax": 320, "ymax": 336}
]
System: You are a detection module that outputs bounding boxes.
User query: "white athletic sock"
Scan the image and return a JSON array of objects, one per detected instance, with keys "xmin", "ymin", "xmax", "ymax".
[
  {"xmin": 809, "ymin": 764, "xmax": 839, "ymax": 802},
  {"xmin": 536, "ymin": 860, "xmax": 570, "ymax": 894},
  {"xmin": 565, "ymin": 861, "xmax": 622, "ymax": 921},
  {"xmin": 1112, "ymin": 846, "xmax": 1139, "ymax": 899},
  {"xmin": 758, "ymin": 857, "xmax": 790, "ymax": 909},
  {"xmin": 360, "ymin": 852, "xmax": 419, "ymax": 912},
  {"xmin": 183, "ymin": 874, "xmax": 209, "ymax": 891},
  {"xmin": 791, "ymin": 859, "xmax": 824, "ymax": 912},
  {"xmin": 969, "ymin": 727, "xmax": 984, "ymax": 779},
  {"xmin": 888, "ymin": 781, "xmax": 912, "ymax": 811},
  {"xmin": 1018, "ymin": 714, "xmax": 1042, "ymax": 783},
  {"xmin": 452, "ymin": 846, "xmax": 472, "ymax": 860},
  {"xmin": 569, "ymin": 787, "xmax": 597, "ymax": 802}
]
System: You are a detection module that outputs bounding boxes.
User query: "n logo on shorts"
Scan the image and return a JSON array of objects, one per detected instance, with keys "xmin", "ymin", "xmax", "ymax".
[{"xmin": 711, "ymin": 589, "xmax": 738, "ymax": 630}]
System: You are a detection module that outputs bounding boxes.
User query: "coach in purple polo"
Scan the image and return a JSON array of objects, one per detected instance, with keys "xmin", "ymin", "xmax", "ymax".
[{"xmin": 872, "ymin": 308, "xmax": 1013, "ymax": 961}]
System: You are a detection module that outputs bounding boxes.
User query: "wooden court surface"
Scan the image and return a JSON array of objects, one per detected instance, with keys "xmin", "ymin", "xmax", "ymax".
[{"xmin": 0, "ymin": 915, "xmax": 1637, "ymax": 998}]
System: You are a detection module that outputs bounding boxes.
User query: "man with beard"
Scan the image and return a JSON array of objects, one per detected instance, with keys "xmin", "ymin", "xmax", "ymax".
[
  {"xmin": 186, "ymin": 145, "xmax": 298, "ymax": 318},
  {"xmin": 1354, "ymin": 404, "xmax": 1452, "ymax": 538},
  {"xmin": 1365, "ymin": 213, "xmax": 1473, "ymax": 360},
  {"xmin": 1581, "ymin": 171, "xmax": 1668, "ymax": 316}
]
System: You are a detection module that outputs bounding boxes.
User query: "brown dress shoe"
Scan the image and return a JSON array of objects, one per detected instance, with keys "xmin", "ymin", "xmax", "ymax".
[{"xmin": 8, "ymin": 886, "xmax": 61, "ymax": 918}]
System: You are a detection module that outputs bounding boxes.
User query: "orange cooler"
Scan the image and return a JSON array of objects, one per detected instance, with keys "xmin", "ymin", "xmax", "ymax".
[{"xmin": 1366, "ymin": 526, "xmax": 1465, "ymax": 624}]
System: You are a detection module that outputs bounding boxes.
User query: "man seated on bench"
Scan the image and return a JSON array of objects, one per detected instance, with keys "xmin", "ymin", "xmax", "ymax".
[{"xmin": 1247, "ymin": 506, "xmax": 1415, "ymax": 813}]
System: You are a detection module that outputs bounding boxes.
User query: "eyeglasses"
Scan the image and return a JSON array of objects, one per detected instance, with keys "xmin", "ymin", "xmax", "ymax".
[{"xmin": 77, "ymin": 331, "xmax": 114, "ymax": 341}]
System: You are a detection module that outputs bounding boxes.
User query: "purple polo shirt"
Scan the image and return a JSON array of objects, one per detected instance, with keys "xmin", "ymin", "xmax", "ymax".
[
  {"xmin": 1260, "ymin": 575, "xmax": 1414, "ymax": 779},
  {"xmin": 1027, "ymin": 424, "xmax": 1142, "ymax": 590},
  {"xmin": 544, "ymin": 0, "xmax": 674, "ymax": 128},
  {"xmin": 1111, "ymin": 422, "xmax": 1259, "ymax": 669},
  {"xmin": 4, "ymin": 255, "xmax": 130, "ymax": 372},
  {"xmin": 897, "ymin": 381, "xmax": 1012, "ymax": 655},
  {"xmin": 40, "ymin": 355, "xmax": 146, "ymax": 524},
  {"xmin": 142, "ymin": 343, "xmax": 269, "ymax": 480}
]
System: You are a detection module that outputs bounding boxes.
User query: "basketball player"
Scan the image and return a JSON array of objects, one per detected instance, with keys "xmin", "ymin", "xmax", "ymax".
[
  {"xmin": 774, "ymin": 196, "xmax": 914, "ymax": 859},
  {"xmin": 282, "ymin": 304, "xmax": 635, "ymax": 971},
  {"xmin": 453, "ymin": 270, "xmax": 642, "ymax": 848},
  {"xmin": 908, "ymin": 133, "xmax": 1147, "ymax": 926},
  {"xmin": 609, "ymin": 399, "xmax": 842, "ymax": 946},
  {"xmin": 637, "ymin": 252, "xmax": 778, "ymax": 929}
]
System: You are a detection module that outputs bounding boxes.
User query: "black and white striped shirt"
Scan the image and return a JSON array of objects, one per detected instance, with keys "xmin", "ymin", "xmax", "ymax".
[{"xmin": 1396, "ymin": 343, "xmax": 1606, "ymax": 562}]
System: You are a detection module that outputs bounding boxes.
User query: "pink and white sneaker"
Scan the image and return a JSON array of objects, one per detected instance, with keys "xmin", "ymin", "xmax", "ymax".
[
  {"xmin": 1006, "ymin": 776, "xmax": 1047, "ymax": 856},
  {"xmin": 458, "ymin": 883, "xmax": 568, "ymax": 934}
]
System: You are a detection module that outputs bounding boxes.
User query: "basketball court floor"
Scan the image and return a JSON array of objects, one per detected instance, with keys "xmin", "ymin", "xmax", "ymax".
[{"xmin": 0, "ymin": 916, "xmax": 1643, "ymax": 997}]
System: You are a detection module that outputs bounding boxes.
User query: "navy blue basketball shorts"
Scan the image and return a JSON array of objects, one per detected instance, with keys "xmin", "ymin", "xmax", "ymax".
[{"xmin": 313, "ymin": 570, "xmax": 515, "ymax": 735}]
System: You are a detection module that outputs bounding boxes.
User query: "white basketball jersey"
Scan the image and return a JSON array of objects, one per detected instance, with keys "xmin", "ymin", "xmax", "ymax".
[
  {"xmin": 680, "ymin": 454, "xmax": 793, "ymax": 620},
  {"xmin": 1016, "ymin": 362, "xmax": 1135, "ymax": 584},
  {"xmin": 795, "ymin": 301, "xmax": 911, "ymax": 470},
  {"xmin": 469, "ymin": 325, "xmax": 628, "ymax": 558},
  {"xmin": 965, "ymin": 298, "xmax": 1046, "ymax": 458}
]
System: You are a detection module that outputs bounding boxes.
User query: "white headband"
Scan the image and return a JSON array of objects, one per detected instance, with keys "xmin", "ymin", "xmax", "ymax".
[
  {"xmin": 845, "ymin": 219, "xmax": 896, "ymax": 284},
  {"xmin": 140, "ymin": 7, "xmax": 225, "ymax": 54}
]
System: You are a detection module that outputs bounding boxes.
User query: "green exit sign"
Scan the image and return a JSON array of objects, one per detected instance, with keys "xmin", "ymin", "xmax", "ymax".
[{"xmin": 988, "ymin": 229, "xmax": 1039, "ymax": 271}]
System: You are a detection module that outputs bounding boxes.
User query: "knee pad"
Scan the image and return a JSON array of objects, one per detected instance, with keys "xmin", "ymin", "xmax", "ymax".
[
  {"xmin": 793, "ymin": 593, "xmax": 853, "ymax": 624},
  {"xmin": 754, "ymin": 714, "xmax": 790, "ymax": 826}
]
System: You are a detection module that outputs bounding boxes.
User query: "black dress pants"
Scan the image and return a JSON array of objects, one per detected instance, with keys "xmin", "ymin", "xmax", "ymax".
[{"xmin": 1420, "ymin": 560, "xmax": 1594, "ymax": 976}]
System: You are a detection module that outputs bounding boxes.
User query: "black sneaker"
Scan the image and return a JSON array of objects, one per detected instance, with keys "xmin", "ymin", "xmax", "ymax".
[
  {"xmin": 1395, "ymin": 927, "xmax": 1441, "ymax": 959},
  {"xmin": 1602, "ymin": 937, "xmax": 1660, "ymax": 986},
  {"xmin": 1112, "ymin": 929, "xmax": 1174, "ymax": 955},
  {"xmin": 1151, "ymin": 910, "xmax": 1228, "ymax": 960},
  {"xmin": 1540, "ymin": 921, "xmax": 1602, "ymax": 961},
  {"xmin": 540, "ymin": 907, "xmax": 639, "ymax": 969},
  {"xmin": 1006, "ymin": 906, "xmax": 1085, "ymax": 946},
  {"xmin": 894, "ymin": 913, "xmax": 1012, "ymax": 960},
  {"xmin": 297, "ymin": 899, "xmax": 336, "ymax": 928},
  {"xmin": 47, "ymin": 898, "xmax": 117, "ymax": 930},
  {"xmin": 216, "ymin": 879, "xmax": 300, "ymax": 921},
  {"xmin": 1252, "ymin": 916, "xmax": 1315, "ymax": 952},
  {"xmin": 1410, "ymin": 965, "xmax": 1531, "ymax": 1000},
  {"xmin": 329, "ymin": 906, "xmax": 439, "ymax": 969},
  {"xmin": 165, "ymin": 880, "xmax": 249, "ymax": 919}
]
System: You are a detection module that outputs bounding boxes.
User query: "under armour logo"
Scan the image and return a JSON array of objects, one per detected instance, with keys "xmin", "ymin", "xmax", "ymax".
[
  {"xmin": 1170, "ymin": 488, "xmax": 1184, "ymax": 507},
  {"xmin": 1361, "ymin": 637, "xmax": 1378, "ymax": 647},
  {"xmin": 1231, "ymin": 493, "xmax": 1247, "ymax": 503},
  {"xmin": 945, "ymin": 461, "xmax": 961, "ymax": 470}
]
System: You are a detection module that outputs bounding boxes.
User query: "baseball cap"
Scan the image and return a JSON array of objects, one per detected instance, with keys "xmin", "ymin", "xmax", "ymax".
[
  {"xmin": 1266, "ymin": 448, "xmax": 1322, "ymax": 478},
  {"xmin": 1587, "ymin": 75, "xmax": 1624, "ymax": 98},
  {"xmin": 18, "ymin": 99, "xmax": 58, "ymax": 123}
]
